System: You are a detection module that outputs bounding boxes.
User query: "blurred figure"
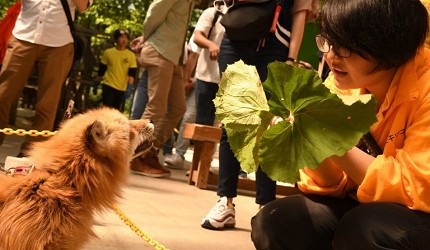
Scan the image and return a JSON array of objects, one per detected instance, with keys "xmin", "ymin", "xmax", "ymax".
[
  {"xmin": 129, "ymin": 0, "xmax": 195, "ymax": 178},
  {"xmin": 164, "ymin": 36, "xmax": 200, "ymax": 169},
  {"xmin": 201, "ymin": 0, "xmax": 316, "ymax": 230},
  {"xmin": 93, "ymin": 29, "xmax": 137, "ymax": 111},
  {"xmin": 0, "ymin": 0, "xmax": 93, "ymax": 156}
]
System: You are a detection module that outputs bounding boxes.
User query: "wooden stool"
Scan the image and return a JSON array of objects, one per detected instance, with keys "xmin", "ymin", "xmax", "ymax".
[
  {"xmin": 183, "ymin": 123, "xmax": 302, "ymax": 196},
  {"xmin": 183, "ymin": 123, "xmax": 221, "ymax": 189}
]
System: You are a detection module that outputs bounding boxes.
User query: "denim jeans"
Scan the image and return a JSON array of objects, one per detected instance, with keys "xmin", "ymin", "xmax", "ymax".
[
  {"xmin": 217, "ymin": 34, "xmax": 289, "ymax": 205},
  {"xmin": 195, "ymin": 79, "xmax": 218, "ymax": 126},
  {"xmin": 130, "ymin": 70, "xmax": 148, "ymax": 120}
]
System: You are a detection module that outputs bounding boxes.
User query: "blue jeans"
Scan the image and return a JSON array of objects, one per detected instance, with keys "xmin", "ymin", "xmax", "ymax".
[
  {"xmin": 217, "ymin": 34, "xmax": 289, "ymax": 205},
  {"xmin": 130, "ymin": 70, "xmax": 148, "ymax": 120},
  {"xmin": 195, "ymin": 79, "xmax": 218, "ymax": 126}
]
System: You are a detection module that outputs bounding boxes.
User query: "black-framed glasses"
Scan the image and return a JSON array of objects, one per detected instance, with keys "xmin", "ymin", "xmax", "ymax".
[{"xmin": 315, "ymin": 34, "xmax": 351, "ymax": 58}]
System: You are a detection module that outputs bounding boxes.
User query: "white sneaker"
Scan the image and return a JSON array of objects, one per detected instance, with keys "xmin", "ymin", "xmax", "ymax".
[
  {"xmin": 201, "ymin": 197, "xmax": 236, "ymax": 230},
  {"xmin": 164, "ymin": 153, "xmax": 184, "ymax": 169}
]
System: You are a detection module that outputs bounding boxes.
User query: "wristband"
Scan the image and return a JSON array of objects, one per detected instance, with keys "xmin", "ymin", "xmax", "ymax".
[{"xmin": 286, "ymin": 57, "xmax": 299, "ymax": 64}]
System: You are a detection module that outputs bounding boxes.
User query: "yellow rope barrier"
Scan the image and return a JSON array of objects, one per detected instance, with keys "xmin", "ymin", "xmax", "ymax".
[
  {"xmin": 1, "ymin": 128, "xmax": 167, "ymax": 249},
  {"xmin": 113, "ymin": 205, "xmax": 169, "ymax": 250},
  {"xmin": 0, "ymin": 128, "xmax": 57, "ymax": 137}
]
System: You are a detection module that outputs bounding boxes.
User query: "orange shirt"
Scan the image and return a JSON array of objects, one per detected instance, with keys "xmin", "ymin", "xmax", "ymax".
[{"xmin": 298, "ymin": 48, "xmax": 430, "ymax": 212}]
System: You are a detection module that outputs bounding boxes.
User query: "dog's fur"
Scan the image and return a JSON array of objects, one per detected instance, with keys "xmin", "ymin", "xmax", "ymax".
[{"xmin": 0, "ymin": 107, "xmax": 154, "ymax": 250}]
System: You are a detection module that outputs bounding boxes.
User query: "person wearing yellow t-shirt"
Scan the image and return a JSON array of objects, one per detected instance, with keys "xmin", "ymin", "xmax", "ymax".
[{"xmin": 94, "ymin": 29, "xmax": 137, "ymax": 111}]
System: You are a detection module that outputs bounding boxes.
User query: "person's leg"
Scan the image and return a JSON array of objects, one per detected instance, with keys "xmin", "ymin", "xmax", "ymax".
[
  {"xmin": 333, "ymin": 202, "xmax": 430, "ymax": 250},
  {"xmin": 130, "ymin": 70, "xmax": 148, "ymax": 120},
  {"xmin": 102, "ymin": 84, "xmax": 124, "ymax": 110},
  {"xmin": 175, "ymin": 87, "xmax": 196, "ymax": 156},
  {"xmin": 215, "ymin": 37, "xmax": 247, "ymax": 199},
  {"xmin": 195, "ymin": 79, "xmax": 218, "ymax": 126},
  {"xmin": 255, "ymin": 169, "xmax": 276, "ymax": 205},
  {"xmin": 141, "ymin": 43, "xmax": 186, "ymax": 149},
  {"xmin": 165, "ymin": 88, "xmax": 196, "ymax": 169},
  {"xmin": 130, "ymin": 43, "xmax": 184, "ymax": 177},
  {"xmin": 251, "ymin": 194, "xmax": 359, "ymax": 250},
  {"xmin": 21, "ymin": 42, "xmax": 73, "ymax": 152},
  {"xmin": 201, "ymin": 38, "xmax": 247, "ymax": 230},
  {"xmin": 163, "ymin": 133, "xmax": 175, "ymax": 155},
  {"xmin": 253, "ymin": 34, "xmax": 290, "ymax": 205},
  {"xmin": 151, "ymin": 64, "xmax": 187, "ymax": 149},
  {"xmin": 0, "ymin": 37, "xmax": 38, "ymax": 145}
]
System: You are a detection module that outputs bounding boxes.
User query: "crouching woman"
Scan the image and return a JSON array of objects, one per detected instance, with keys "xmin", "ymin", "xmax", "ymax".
[{"xmin": 251, "ymin": 0, "xmax": 430, "ymax": 249}]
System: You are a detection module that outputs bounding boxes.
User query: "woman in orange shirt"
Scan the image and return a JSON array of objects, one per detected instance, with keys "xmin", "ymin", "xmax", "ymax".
[{"xmin": 251, "ymin": 0, "xmax": 430, "ymax": 249}]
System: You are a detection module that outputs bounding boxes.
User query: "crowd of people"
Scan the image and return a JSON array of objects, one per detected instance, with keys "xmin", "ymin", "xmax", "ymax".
[{"xmin": 1, "ymin": 0, "xmax": 430, "ymax": 249}]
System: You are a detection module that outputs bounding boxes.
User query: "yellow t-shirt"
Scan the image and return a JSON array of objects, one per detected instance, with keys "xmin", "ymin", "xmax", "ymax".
[{"xmin": 101, "ymin": 48, "xmax": 137, "ymax": 91}]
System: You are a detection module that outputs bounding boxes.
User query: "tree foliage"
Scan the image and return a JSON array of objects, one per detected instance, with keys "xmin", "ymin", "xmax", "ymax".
[{"xmin": 1, "ymin": 0, "xmax": 204, "ymax": 44}]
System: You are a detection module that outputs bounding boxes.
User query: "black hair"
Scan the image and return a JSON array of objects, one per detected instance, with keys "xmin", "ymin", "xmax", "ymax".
[
  {"xmin": 318, "ymin": 0, "xmax": 428, "ymax": 69},
  {"xmin": 113, "ymin": 29, "xmax": 129, "ymax": 42}
]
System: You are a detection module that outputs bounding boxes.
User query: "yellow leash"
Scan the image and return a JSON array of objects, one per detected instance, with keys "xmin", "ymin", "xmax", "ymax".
[{"xmin": 113, "ymin": 205, "xmax": 169, "ymax": 250}]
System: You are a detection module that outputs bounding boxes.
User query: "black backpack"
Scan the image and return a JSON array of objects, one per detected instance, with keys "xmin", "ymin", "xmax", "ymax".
[{"xmin": 220, "ymin": 0, "xmax": 279, "ymax": 41}]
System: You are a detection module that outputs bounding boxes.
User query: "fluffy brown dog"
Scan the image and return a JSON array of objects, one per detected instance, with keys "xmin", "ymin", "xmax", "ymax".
[{"xmin": 0, "ymin": 107, "xmax": 154, "ymax": 250}]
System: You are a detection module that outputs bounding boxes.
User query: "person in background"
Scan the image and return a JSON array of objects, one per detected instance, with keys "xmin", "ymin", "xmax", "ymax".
[
  {"xmin": 130, "ymin": 70, "xmax": 148, "ymax": 120},
  {"xmin": 200, "ymin": 0, "xmax": 316, "ymax": 230},
  {"xmin": 0, "ymin": 0, "xmax": 93, "ymax": 156},
  {"xmin": 166, "ymin": 0, "xmax": 227, "ymax": 173},
  {"xmin": 130, "ymin": 0, "xmax": 195, "ymax": 178},
  {"xmin": 251, "ymin": 0, "xmax": 430, "ymax": 249},
  {"xmin": 164, "ymin": 35, "xmax": 200, "ymax": 169},
  {"xmin": 93, "ymin": 29, "xmax": 137, "ymax": 111}
]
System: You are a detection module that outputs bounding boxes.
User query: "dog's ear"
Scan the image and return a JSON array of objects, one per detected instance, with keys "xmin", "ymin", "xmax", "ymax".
[{"xmin": 85, "ymin": 120, "xmax": 108, "ymax": 147}]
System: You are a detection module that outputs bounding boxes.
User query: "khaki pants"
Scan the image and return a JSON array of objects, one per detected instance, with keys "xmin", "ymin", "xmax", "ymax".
[
  {"xmin": 139, "ymin": 43, "xmax": 186, "ymax": 148},
  {"xmin": 0, "ymin": 36, "xmax": 73, "ymax": 147}
]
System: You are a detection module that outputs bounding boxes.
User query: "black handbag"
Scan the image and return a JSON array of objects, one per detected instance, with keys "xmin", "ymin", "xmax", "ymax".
[
  {"xmin": 60, "ymin": 0, "xmax": 85, "ymax": 61},
  {"xmin": 220, "ymin": 0, "xmax": 277, "ymax": 41}
]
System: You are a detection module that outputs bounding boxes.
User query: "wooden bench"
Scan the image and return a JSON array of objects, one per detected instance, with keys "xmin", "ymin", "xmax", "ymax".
[
  {"xmin": 183, "ymin": 123, "xmax": 302, "ymax": 196},
  {"xmin": 183, "ymin": 123, "xmax": 222, "ymax": 189}
]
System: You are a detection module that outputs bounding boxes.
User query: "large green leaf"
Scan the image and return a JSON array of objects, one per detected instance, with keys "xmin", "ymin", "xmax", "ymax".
[
  {"xmin": 214, "ymin": 60, "xmax": 378, "ymax": 183},
  {"xmin": 214, "ymin": 61, "xmax": 273, "ymax": 172}
]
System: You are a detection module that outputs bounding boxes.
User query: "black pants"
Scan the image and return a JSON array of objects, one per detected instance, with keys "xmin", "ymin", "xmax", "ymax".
[
  {"xmin": 217, "ymin": 34, "xmax": 289, "ymax": 205},
  {"xmin": 102, "ymin": 84, "xmax": 125, "ymax": 111},
  {"xmin": 251, "ymin": 194, "xmax": 430, "ymax": 250}
]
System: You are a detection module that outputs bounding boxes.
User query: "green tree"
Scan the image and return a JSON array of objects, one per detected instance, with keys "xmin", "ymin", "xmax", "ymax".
[{"xmin": 1, "ymin": 0, "xmax": 204, "ymax": 42}]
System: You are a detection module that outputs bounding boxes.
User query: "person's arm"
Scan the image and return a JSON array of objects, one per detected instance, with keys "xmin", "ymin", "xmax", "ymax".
[
  {"xmin": 142, "ymin": 0, "xmax": 177, "ymax": 40},
  {"xmin": 182, "ymin": 51, "xmax": 199, "ymax": 96},
  {"xmin": 94, "ymin": 63, "xmax": 107, "ymax": 81},
  {"xmin": 73, "ymin": 0, "xmax": 93, "ymax": 12},
  {"xmin": 128, "ymin": 68, "xmax": 137, "ymax": 85},
  {"xmin": 304, "ymin": 147, "xmax": 374, "ymax": 187},
  {"xmin": 288, "ymin": 10, "xmax": 307, "ymax": 61},
  {"xmin": 194, "ymin": 30, "xmax": 220, "ymax": 61}
]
